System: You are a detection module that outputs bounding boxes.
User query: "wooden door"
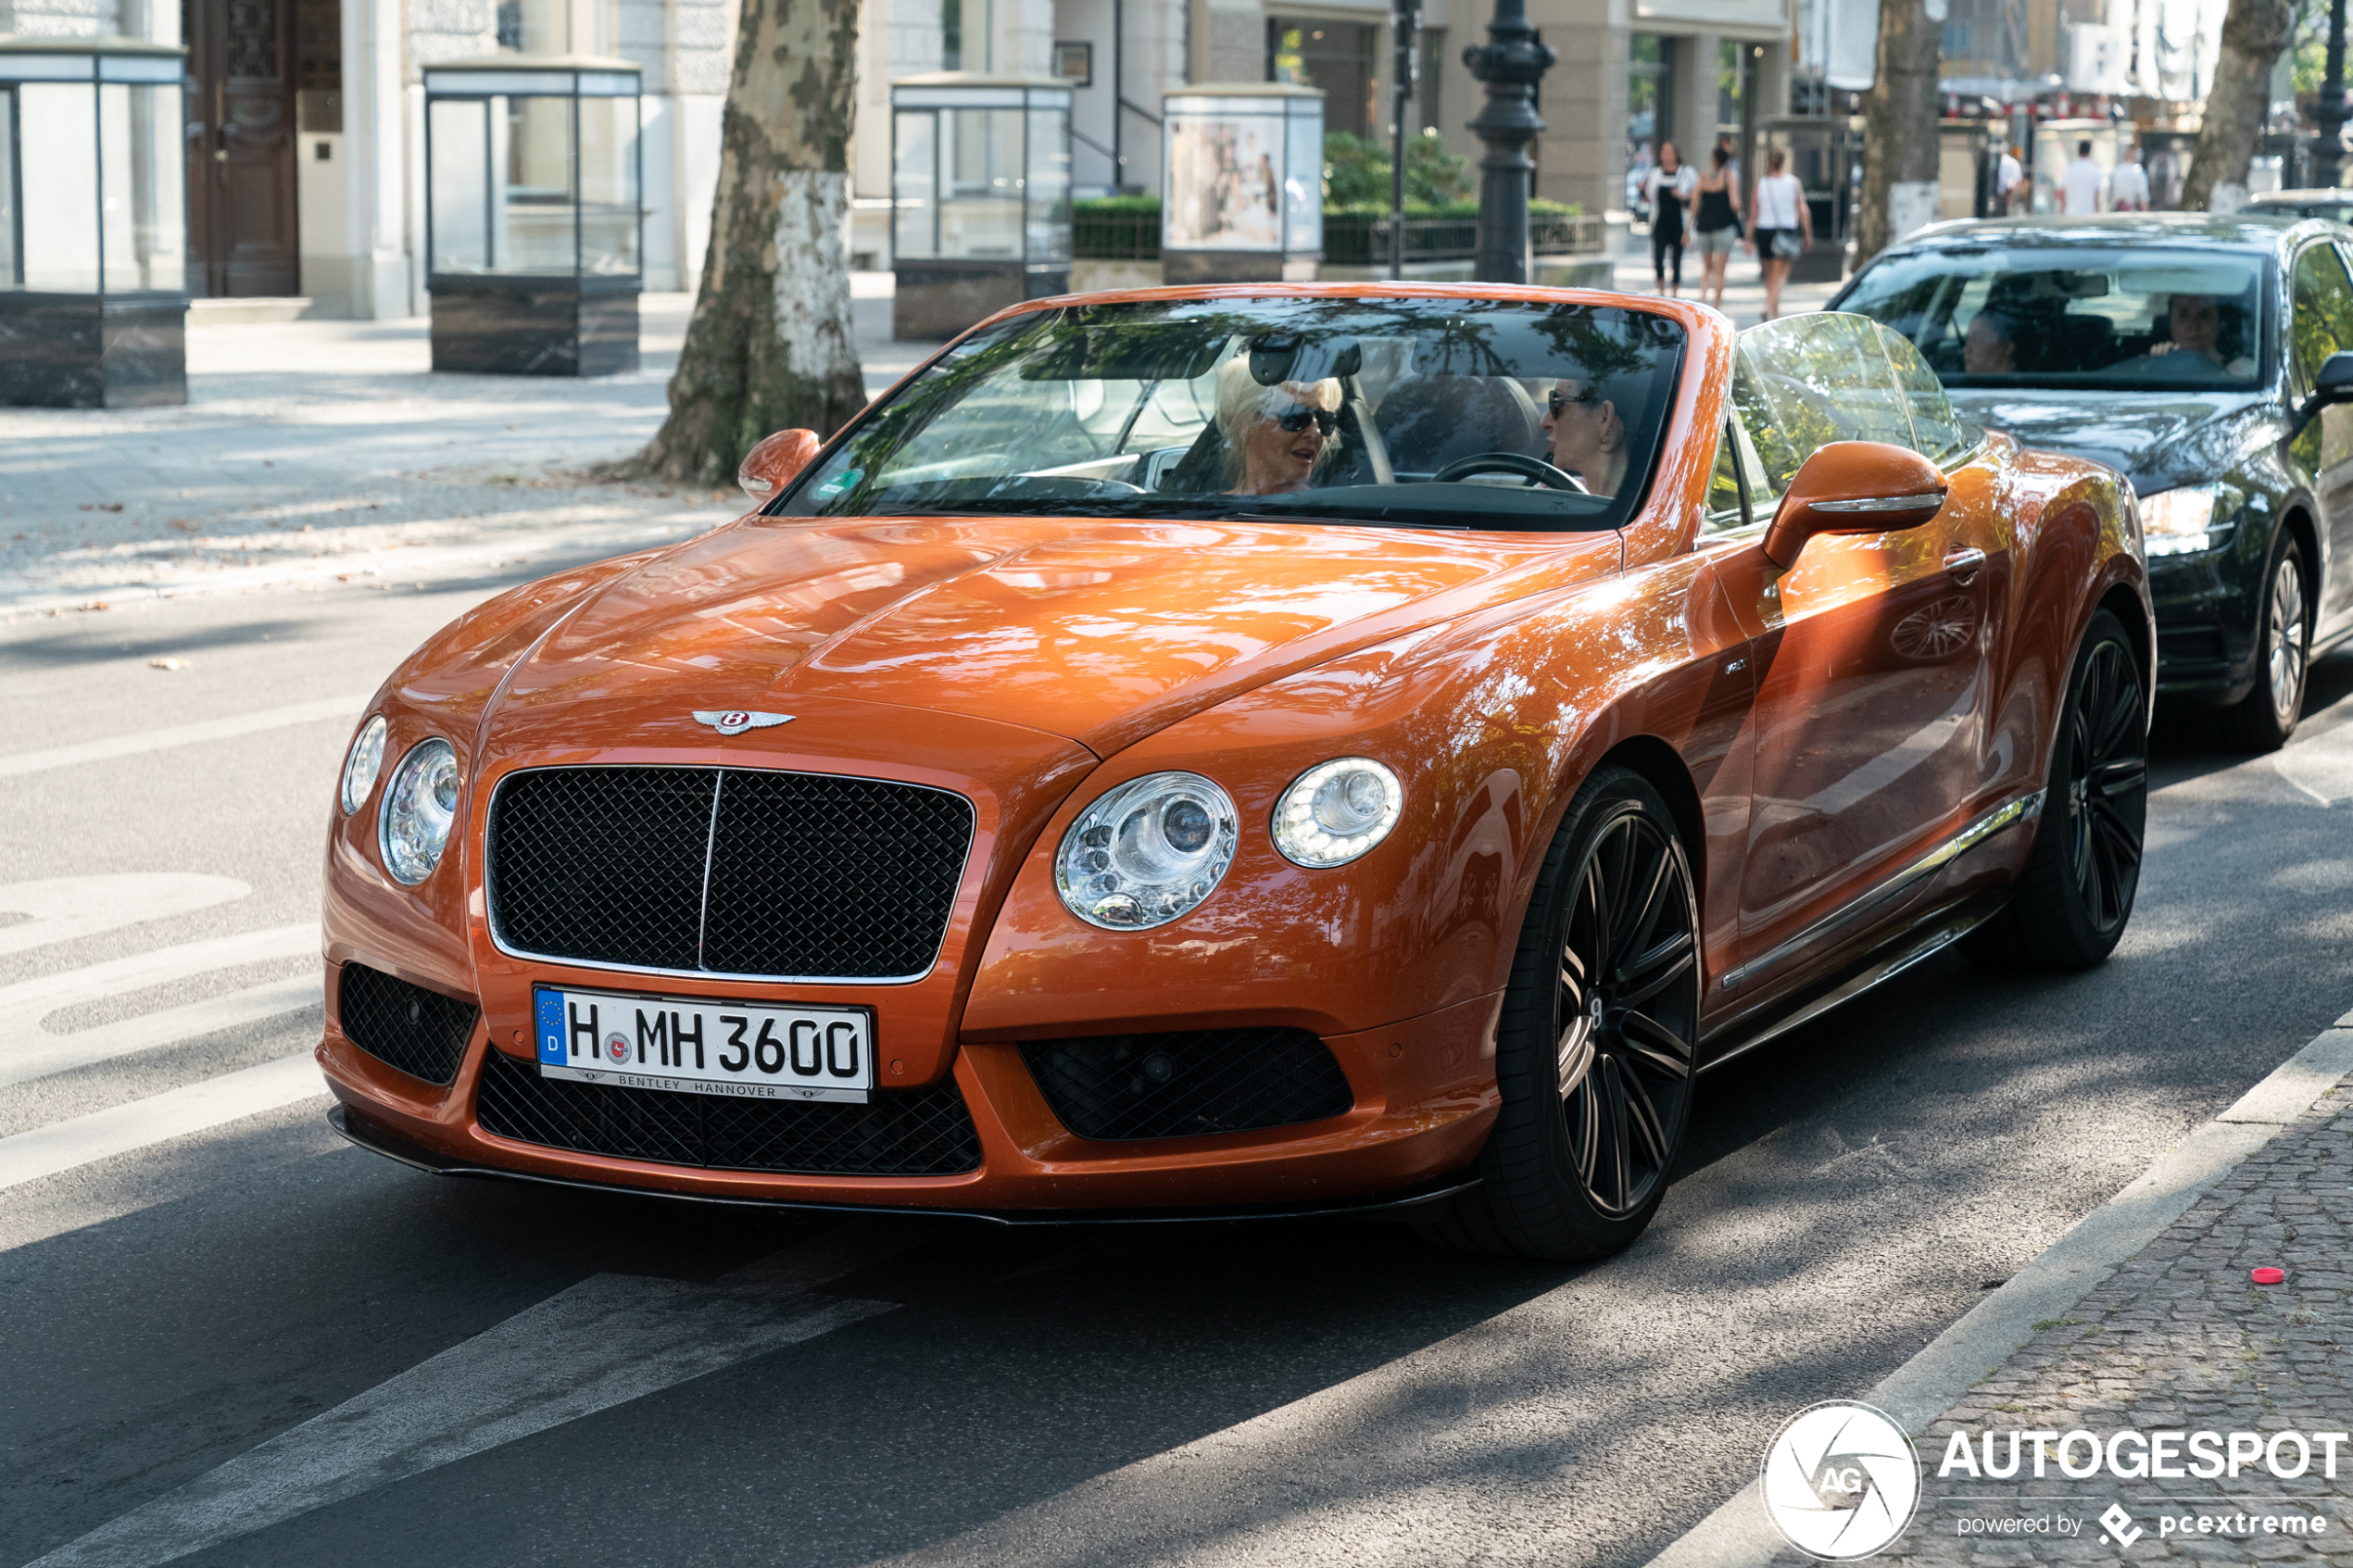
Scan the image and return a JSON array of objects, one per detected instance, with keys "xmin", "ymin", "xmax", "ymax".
[{"xmin": 185, "ymin": 0, "xmax": 299, "ymax": 296}]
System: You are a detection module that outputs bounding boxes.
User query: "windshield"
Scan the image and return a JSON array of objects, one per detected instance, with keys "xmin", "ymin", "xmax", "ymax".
[
  {"xmin": 1836, "ymin": 246, "xmax": 2274, "ymax": 392},
  {"xmin": 775, "ymin": 296, "xmax": 1688, "ymax": 531}
]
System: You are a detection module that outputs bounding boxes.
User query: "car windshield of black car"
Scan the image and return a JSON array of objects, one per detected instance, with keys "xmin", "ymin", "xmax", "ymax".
[
  {"xmin": 772, "ymin": 297, "xmax": 1689, "ymax": 532},
  {"xmin": 1838, "ymin": 247, "xmax": 2272, "ymax": 392}
]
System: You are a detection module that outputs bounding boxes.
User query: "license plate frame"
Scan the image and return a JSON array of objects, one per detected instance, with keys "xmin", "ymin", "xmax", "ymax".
[{"xmin": 532, "ymin": 985, "xmax": 875, "ymax": 1104}]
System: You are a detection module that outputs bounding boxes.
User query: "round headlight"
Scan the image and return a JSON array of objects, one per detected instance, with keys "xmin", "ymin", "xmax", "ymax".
[
  {"xmin": 340, "ymin": 715, "xmax": 389, "ymax": 815},
  {"xmin": 378, "ymin": 738, "xmax": 460, "ymax": 884},
  {"xmin": 1054, "ymin": 771, "xmax": 1239, "ymax": 930},
  {"xmin": 1272, "ymin": 758, "xmax": 1403, "ymax": 868}
]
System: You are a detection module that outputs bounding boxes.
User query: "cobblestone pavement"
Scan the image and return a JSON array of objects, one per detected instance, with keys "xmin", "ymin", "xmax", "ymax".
[{"xmin": 1765, "ymin": 1073, "xmax": 2353, "ymax": 1565}]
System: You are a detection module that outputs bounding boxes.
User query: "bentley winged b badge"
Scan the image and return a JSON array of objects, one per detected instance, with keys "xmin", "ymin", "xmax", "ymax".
[{"xmin": 691, "ymin": 710, "xmax": 795, "ymax": 735}]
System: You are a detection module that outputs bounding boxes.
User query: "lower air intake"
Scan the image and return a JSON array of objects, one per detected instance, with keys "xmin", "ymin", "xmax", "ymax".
[
  {"xmin": 337, "ymin": 963, "xmax": 478, "ymax": 1086},
  {"xmin": 1020, "ymin": 1028, "xmax": 1354, "ymax": 1142},
  {"xmin": 474, "ymin": 1048, "xmax": 983, "ymax": 1176}
]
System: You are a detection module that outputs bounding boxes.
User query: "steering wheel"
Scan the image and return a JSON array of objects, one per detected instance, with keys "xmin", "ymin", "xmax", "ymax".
[{"xmin": 1429, "ymin": 452, "xmax": 1590, "ymax": 492}]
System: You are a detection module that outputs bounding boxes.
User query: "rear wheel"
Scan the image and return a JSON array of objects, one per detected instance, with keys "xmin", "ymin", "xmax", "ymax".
[
  {"xmin": 1420, "ymin": 767, "xmax": 1700, "ymax": 1261},
  {"xmin": 1969, "ymin": 608, "xmax": 2147, "ymax": 971},
  {"xmin": 2218, "ymin": 534, "xmax": 2310, "ymax": 753}
]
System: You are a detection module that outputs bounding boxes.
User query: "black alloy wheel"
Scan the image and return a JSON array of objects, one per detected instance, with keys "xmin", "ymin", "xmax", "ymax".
[
  {"xmin": 1421, "ymin": 767, "xmax": 1701, "ymax": 1260},
  {"xmin": 2219, "ymin": 536, "xmax": 2311, "ymax": 753},
  {"xmin": 1969, "ymin": 608, "xmax": 2148, "ymax": 971}
]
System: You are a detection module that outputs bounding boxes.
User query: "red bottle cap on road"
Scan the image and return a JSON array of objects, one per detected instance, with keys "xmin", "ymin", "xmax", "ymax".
[{"xmin": 2251, "ymin": 1267, "xmax": 2286, "ymax": 1285}]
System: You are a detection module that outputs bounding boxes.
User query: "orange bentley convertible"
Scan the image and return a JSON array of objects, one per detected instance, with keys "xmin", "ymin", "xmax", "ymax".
[{"xmin": 321, "ymin": 286, "xmax": 2151, "ymax": 1260}]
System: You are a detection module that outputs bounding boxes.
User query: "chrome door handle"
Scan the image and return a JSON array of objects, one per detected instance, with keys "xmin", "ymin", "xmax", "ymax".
[{"xmin": 1943, "ymin": 546, "xmax": 1986, "ymax": 585}]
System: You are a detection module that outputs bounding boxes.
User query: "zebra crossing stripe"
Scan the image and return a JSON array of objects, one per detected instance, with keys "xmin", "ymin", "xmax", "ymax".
[{"xmin": 0, "ymin": 1053, "xmax": 326, "ymax": 1192}]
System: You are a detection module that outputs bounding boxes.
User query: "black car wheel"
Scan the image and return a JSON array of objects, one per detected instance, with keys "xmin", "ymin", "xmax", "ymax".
[
  {"xmin": 1420, "ymin": 766, "xmax": 1699, "ymax": 1261},
  {"xmin": 1969, "ymin": 608, "xmax": 2148, "ymax": 971},
  {"xmin": 2219, "ymin": 535, "xmax": 2311, "ymax": 752}
]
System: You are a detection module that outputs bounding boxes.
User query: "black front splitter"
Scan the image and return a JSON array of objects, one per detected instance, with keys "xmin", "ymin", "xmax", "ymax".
[{"xmin": 326, "ymin": 1103, "xmax": 1480, "ymax": 1227}]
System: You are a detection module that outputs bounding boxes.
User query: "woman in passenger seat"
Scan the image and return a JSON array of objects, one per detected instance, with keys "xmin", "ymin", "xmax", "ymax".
[{"xmin": 1215, "ymin": 358, "xmax": 1344, "ymax": 495}]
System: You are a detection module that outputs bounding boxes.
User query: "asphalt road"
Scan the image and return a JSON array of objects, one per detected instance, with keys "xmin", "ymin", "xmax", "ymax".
[{"xmin": 4, "ymin": 573, "xmax": 2350, "ymax": 1568}]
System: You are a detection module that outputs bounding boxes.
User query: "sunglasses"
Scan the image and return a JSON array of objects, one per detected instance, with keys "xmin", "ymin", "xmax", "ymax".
[
  {"xmin": 1547, "ymin": 386, "xmax": 1600, "ymax": 417},
  {"xmin": 1274, "ymin": 405, "xmax": 1338, "ymax": 435}
]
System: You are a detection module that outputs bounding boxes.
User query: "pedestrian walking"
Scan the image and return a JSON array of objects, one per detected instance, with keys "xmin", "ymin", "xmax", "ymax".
[
  {"xmin": 1750, "ymin": 147, "xmax": 1810, "ymax": 321},
  {"xmin": 2110, "ymin": 142, "xmax": 2150, "ymax": 211},
  {"xmin": 1691, "ymin": 145, "xmax": 1743, "ymax": 308},
  {"xmin": 2060, "ymin": 139, "xmax": 2105, "ymax": 215},
  {"xmin": 1645, "ymin": 143, "xmax": 1696, "ymax": 296},
  {"xmin": 1995, "ymin": 142, "xmax": 2025, "ymax": 213}
]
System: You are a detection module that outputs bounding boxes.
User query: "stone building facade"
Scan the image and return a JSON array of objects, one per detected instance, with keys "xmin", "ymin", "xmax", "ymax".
[{"xmin": 3, "ymin": 0, "xmax": 1786, "ymax": 320}]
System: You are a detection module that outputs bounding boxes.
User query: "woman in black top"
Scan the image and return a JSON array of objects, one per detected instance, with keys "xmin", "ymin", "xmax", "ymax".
[
  {"xmin": 1690, "ymin": 144, "xmax": 1743, "ymax": 308},
  {"xmin": 1644, "ymin": 143, "xmax": 1693, "ymax": 296}
]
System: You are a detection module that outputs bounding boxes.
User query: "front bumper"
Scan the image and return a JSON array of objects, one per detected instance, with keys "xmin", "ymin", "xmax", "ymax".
[
  {"xmin": 315, "ymin": 982, "xmax": 1504, "ymax": 1216},
  {"xmin": 2148, "ymin": 537, "xmax": 2262, "ymax": 707}
]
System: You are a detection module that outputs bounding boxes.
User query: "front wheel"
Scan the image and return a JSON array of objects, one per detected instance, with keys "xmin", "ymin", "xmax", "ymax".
[
  {"xmin": 1968, "ymin": 608, "xmax": 2147, "ymax": 971},
  {"xmin": 2217, "ymin": 534, "xmax": 2310, "ymax": 752},
  {"xmin": 1420, "ymin": 767, "xmax": 1701, "ymax": 1261}
]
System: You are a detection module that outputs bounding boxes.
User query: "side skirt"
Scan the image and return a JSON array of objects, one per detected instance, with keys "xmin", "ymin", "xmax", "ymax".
[{"xmin": 1696, "ymin": 886, "xmax": 2011, "ymax": 1075}]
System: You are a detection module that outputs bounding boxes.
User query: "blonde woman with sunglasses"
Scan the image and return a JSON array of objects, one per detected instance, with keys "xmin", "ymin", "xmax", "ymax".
[{"xmin": 1214, "ymin": 359, "xmax": 1344, "ymax": 494}]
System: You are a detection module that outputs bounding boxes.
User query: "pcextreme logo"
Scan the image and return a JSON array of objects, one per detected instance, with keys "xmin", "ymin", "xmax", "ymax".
[{"xmin": 1759, "ymin": 1401, "xmax": 1923, "ymax": 1561}]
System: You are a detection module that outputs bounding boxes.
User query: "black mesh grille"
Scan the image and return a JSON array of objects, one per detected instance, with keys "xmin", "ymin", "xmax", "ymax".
[
  {"xmin": 485, "ymin": 766, "xmax": 975, "ymax": 980},
  {"xmin": 337, "ymin": 964, "xmax": 478, "ymax": 1085},
  {"xmin": 488, "ymin": 768, "xmax": 712, "ymax": 972},
  {"xmin": 703, "ymin": 771, "xmax": 975, "ymax": 978},
  {"xmin": 1020, "ymin": 1028, "xmax": 1354, "ymax": 1142},
  {"xmin": 474, "ymin": 1047, "xmax": 983, "ymax": 1175}
]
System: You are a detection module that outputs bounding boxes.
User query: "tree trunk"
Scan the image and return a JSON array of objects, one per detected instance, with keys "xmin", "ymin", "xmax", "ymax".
[
  {"xmin": 1856, "ymin": 0, "xmax": 1941, "ymax": 267},
  {"xmin": 625, "ymin": 0, "xmax": 866, "ymax": 485},
  {"xmin": 2183, "ymin": 0, "xmax": 2295, "ymax": 212}
]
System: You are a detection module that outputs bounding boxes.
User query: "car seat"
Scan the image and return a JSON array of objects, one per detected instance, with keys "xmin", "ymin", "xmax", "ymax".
[{"xmin": 1377, "ymin": 377, "xmax": 1546, "ymax": 477}]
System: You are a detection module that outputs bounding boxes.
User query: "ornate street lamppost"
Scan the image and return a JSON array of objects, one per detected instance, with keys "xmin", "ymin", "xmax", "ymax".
[
  {"xmin": 1463, "ymin": 0, "xmax": 1555, "ymax": 284},
  {"xmin": 2318, "ymin": 0, "xmax": 2348, "ymax": 190}
]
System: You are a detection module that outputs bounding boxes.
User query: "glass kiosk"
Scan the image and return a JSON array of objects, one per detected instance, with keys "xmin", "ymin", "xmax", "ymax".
[
  {"xmin": 890, "ymin": 74, "xmax": 1072, "ymax": 340},
  {"xmin": 1160, "ymin": 83, "xmax": 1322, "ymax": 284},
  {"xmin": 423, "ymin": 56, "xmax": 643, "ymax": 375},
  {"xmin": 0, "ymin": 36, "xmax": 188, "ymax": 408}
]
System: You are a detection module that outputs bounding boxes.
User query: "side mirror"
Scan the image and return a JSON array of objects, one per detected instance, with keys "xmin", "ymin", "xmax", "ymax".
[
  {"xmin": 737, "ymin": 429, "xmax": 822, "ymax": 503},
  {"xmin": 2292, "ymin": 349, "xmax": 2353, "ymax": 437},
  {"xmin": 1760, "ymin": 441, "xmax": 1950, "ymax": 569}
]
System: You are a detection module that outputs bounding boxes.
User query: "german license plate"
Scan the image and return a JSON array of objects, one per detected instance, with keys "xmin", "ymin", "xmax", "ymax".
[{"xmin": 533, "ymin": 985, "xmax": 874, "ymax": 1104}]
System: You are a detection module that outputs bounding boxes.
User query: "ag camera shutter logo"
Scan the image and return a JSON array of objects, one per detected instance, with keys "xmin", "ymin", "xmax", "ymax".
[{"xmin": 1759, "ymin": 1401, "xmax": 1922, "ymax": 1560}]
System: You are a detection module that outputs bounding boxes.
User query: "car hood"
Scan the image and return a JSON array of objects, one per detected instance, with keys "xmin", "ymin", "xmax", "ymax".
[
  {"xmin": 492, "ymin": 514, "xmax": 1620, "ymax": 758},
  {"xmin": 1944, "ymin": 389, "xmax": 2281, "ymax": 496}
]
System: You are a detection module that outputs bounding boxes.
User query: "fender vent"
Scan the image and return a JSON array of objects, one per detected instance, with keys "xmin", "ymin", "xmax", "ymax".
[{"xmin": 1020, "ymin": 1028, "xmax": 1353, "ymax": 1142}]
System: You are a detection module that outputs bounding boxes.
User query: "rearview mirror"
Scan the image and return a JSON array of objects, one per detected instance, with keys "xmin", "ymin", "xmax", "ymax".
[
  {"xmin": 2292, "ymin": 349, "xmax": 2353, "ymax": 437},
  {"xmin": 738, "ymin": 429, "xmax": 823, "ymax": 502},
  {"xmin": 1761, "ymin": 441, "xmax": 1950, "ymax": 569}
]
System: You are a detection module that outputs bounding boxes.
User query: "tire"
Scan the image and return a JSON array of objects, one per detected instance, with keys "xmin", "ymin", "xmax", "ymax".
[
  {"xmin": 2217, "ymin": 534, "xmax": 2311, "ymax": 753},
  {"xmin": 1968, "ymin": 608, "xmax": 2148, "ymax": 971},
  {"xmin": 1420, "ymin": 766, "xmax": 1702, "ymax": 1261}
]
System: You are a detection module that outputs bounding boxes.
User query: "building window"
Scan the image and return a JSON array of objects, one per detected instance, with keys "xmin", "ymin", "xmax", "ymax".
[
  {"xmin": 1053, "ymin": 41, "xmax": 1091, "ymax": 85},
  {"xmin": 1267, "ymin": 18, "xmax": 1379, "ymax": 139},
  {"xmin": 944, "ymin": 0, "xmax": 962, "ymax": 71}
]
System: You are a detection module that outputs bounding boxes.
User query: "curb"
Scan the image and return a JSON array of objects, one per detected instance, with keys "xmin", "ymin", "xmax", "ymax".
[{"xmin": 1644, "ymin": 1010, "xmax": 2353, "ymax": 1568}]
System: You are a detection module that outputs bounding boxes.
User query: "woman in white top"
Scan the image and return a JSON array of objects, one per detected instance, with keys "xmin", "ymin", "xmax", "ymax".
[
  {"xmin": 1748, "ymin": 148, "xmax": 1813, "ymax": 321},
  {"xmin": 1643, "ymin": 144, "xmax": 1698, "ymax": 296}
]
